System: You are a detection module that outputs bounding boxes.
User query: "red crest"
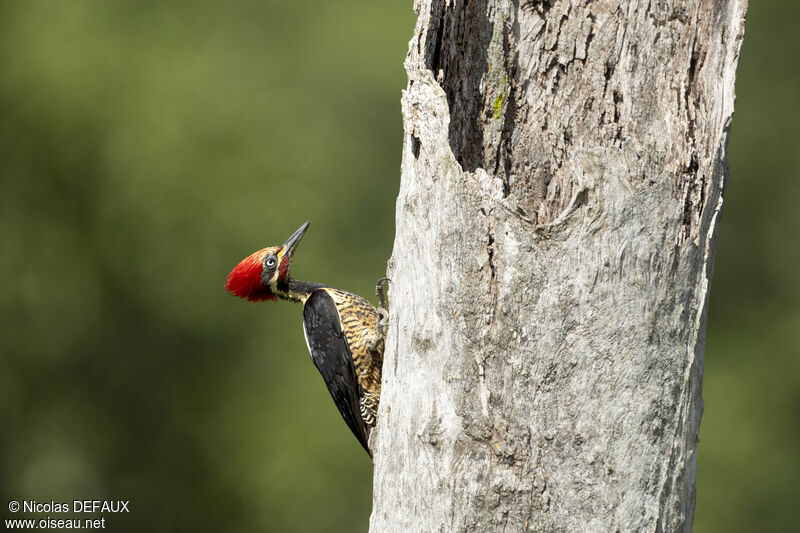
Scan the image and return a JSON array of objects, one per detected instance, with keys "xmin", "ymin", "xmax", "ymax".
[{"xmin": 224, "ymin": 250, "xmax": 275, "ymax": 302}]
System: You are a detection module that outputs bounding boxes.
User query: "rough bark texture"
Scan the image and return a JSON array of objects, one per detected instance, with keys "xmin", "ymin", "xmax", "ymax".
[{"xmin": 371, "ymin": 1, "xmax": 747, "ymax": 531}]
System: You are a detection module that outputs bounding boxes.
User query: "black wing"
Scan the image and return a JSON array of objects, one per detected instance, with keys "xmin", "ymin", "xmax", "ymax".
[{"xmin": 302, "ymin": 290, "xmax": 371, "ymax": 456}]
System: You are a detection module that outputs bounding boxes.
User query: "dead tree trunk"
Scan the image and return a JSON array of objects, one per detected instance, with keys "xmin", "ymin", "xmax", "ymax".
[{"xmin": 370, "ymin": 1, "xmax": 747, "ymax": 531}]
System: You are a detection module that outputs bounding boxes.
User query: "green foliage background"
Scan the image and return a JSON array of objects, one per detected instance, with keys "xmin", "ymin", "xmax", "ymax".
[{"xmin": 0, "ymin": 1, "xmax": 796, "ymax": 531}]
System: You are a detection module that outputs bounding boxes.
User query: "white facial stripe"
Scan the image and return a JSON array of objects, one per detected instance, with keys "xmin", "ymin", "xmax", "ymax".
[{"xmin": 268, "ymin": 247, "xmax": 291, "ymax": 290}]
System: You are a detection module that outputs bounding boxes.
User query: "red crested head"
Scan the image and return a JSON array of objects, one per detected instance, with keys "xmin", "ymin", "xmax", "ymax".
[
  {"xmin": 224, "ymin": 247, "xmax": 277, "ymax": 302},
  {"xmin": 224, "ymin": 222, "xmax": 309, "ymax": 303}
]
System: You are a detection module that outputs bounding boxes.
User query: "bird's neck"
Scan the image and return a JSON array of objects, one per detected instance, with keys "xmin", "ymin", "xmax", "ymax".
[{"xmin": 274, "ymin": 278, "xmax": 327, "ymax": 303}]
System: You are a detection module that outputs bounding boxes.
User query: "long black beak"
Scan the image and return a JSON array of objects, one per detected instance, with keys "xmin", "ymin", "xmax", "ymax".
[{"xmin": 282, "ymin": 221, "xmax": 309, "ymax": 259}]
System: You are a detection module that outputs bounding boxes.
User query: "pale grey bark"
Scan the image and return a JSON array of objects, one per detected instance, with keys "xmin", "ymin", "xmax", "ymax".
[{"xmin": 370, "ymin": 1, "xmax": 747, "ymax": 532}]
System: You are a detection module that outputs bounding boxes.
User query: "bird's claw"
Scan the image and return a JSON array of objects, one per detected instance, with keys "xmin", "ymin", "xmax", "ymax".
[
  {"xmin": 376, "ymin": 277, "xmax": 391, "ymax": 342},
  {"xmin": 376, "ymin": 277, "xmax": 390, "ymax": 309}
]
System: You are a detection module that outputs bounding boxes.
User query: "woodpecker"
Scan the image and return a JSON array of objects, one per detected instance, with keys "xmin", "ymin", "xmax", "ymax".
[{"xmin": 224, "ymin": 221, "xmax": 385, "ymax": 456}]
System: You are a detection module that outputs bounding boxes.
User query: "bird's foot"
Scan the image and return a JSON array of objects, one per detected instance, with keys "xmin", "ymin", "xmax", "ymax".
[
  {"xmin": 376, "ymin": 277, "xmax": 391, "ymax": 341},
  {"xmin": 376, "ymin": 277, "xmax": 390, "ymax": 309}
]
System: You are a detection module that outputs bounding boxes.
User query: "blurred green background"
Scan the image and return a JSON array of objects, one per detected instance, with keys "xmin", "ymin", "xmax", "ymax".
[{"xmin": 0, "ymin": 1, "xmax": 796, "ymax": 532}]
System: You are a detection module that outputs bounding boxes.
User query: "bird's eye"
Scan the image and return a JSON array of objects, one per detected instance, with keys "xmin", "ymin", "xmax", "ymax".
[{"xmin": 266, "ymin": 256, "xmax": 277, "ymax": 268}]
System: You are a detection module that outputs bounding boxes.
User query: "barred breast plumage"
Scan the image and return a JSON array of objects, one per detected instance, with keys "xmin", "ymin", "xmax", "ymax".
[{"xmin": 320, "ymin": 288, "xmax": 384, "ymax": 430}]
